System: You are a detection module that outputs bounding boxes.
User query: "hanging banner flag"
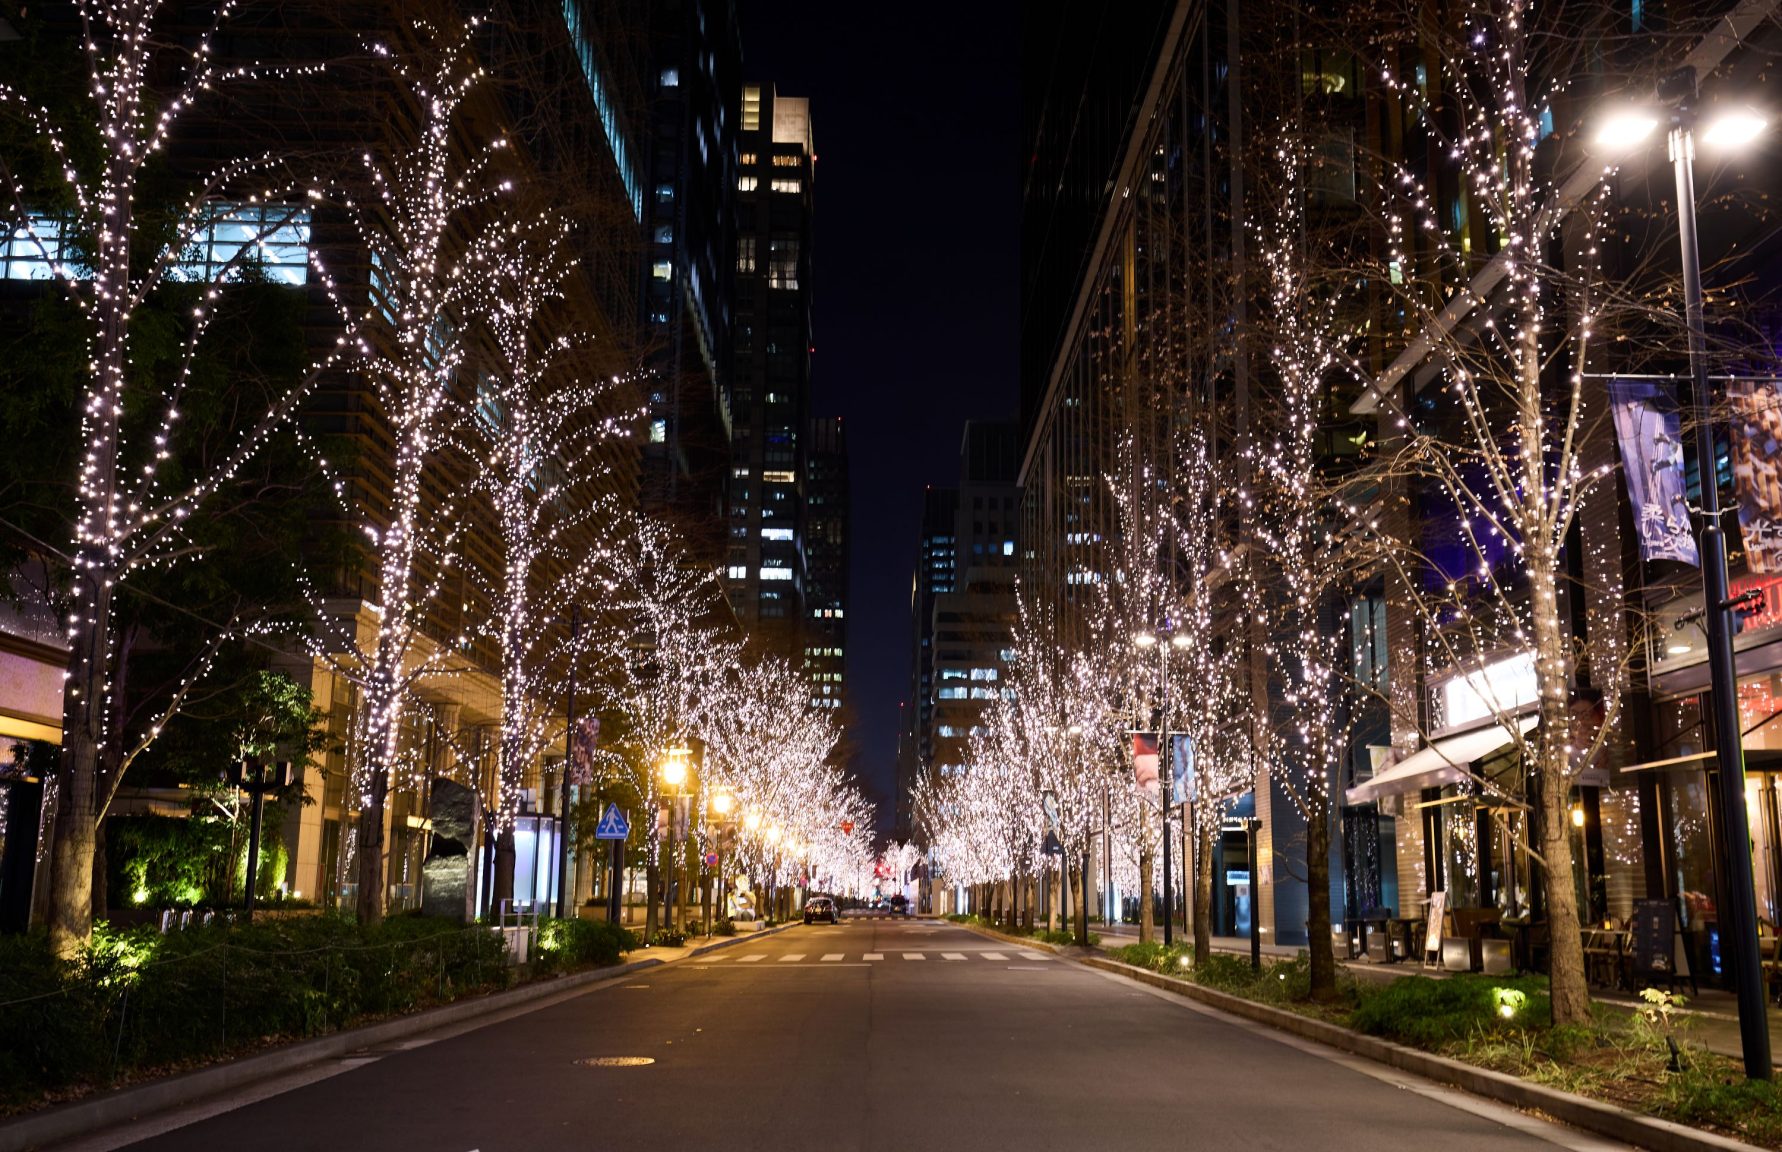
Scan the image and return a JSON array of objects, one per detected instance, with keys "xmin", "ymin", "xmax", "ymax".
[
  {"xmin": 1608, "ymin": 378, "xmax": 1698, "ymax": 566},
  {"xmin": 1131, "ymin": 732, "xmax": 1161, "ymax": 805},
  {"xmin": 1728, "ymin": 378, "xmax": 1782, "ymax": 574},
  {"xmin": 1169, "ymin": 733, "xmax": 1196, "ymax": 807},
  {"xmin": 569, "ymin": 715, "xmax": 600, "ymax": 785}
]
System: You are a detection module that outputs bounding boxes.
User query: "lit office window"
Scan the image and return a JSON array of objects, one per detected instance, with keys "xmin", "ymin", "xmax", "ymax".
[
  {"xmin": 760, "ymin": 565, "xmax": 793, "ymax": 581},
  {"xmin": 649, "ymin": 419, "xmax": 667, "ymax": 443},
  {"xmin": 660, "ymin": 67, "xmax": 679, "ymax": 87},
  {"xmin": 770, "ymin": 178, "xmax": 802, "ymax": 194},
  {"xmin": 739, "ymin": 151, "xmax": 758, "ymax": 166},
  {"xmin": 738, "ymin": 175, "xmax": 758, "ymax": 192},
  {"xmin": 761, "ymin": 527, "xmax": 794, "ymax": 541},
  {"xmin": 652, "ymin": 260, "xmax": 673, "ymax": 280},
  {"xmin": 742, "ymin": 86, "xmax": 761, "ymax": 131},
  {"xmin": 725, "ymin": 565, "xmax": 747, "ymax": 579},
  {"xmin": 736, "ymin": 235, "xmax": 756, "ymax": 272},
  {"xmin": 772, "ymin": 154, "xmax": 801, "ymax": 167}
]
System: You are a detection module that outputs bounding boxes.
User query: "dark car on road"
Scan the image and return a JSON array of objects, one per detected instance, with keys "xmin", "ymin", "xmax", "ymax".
[{"xmin": 804, "ymin": 896, "xmax": 839, "ymax": 924}]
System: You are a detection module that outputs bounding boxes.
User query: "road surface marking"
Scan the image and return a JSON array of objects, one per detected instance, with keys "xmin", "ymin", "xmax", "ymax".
[
  {"xmin": 863, "ymin": 952, "xmax": 883, "ymax": 960},
  {"xmin": 942, "ymin": 952, "xmax": 967, "ymax": 960},
  {"xmin": 1007, "ymin": 965, "xmax": 1048, "ymax": 971},
  {"xmin": 737, "ymin": 954, "xmax": 765, "ymax": 963},
  {"xmin": 1017, "ymin": 952, "xmax": 1048, "ymax": 961},
  {"xmin": 982, "ymin": 951, "xmax": 1007, "ymax": 960},
  {"xmin": 903, "ymin": 952, "xmax": 925, "ymax": 960},
  {"xmin": 779, "ymin": 954, "xmax": 805, "ymax": 962},
  {"xmin": 821, "ymin": 953, "xmax": 844, "ymax": 962}
]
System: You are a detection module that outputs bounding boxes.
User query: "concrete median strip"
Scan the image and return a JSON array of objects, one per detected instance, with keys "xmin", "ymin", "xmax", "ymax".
[
  {"xmin": 1080, "ymin": 956, "xmax": 1768, "ymax": 1152},
  {"xmin": 0, "ymin": 921, "xmax": 800, "ymax": 1152}
]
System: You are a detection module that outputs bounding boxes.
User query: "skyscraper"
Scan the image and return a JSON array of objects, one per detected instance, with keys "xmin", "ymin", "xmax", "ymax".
[
  {"xmin": 640, "ymin": 0, "xmax": 743, "ymax": 564},
  {"xmin": 803, "ymin": 417, "xmax": 848, "ymax": 712},
  {"xmin": 724, "ymin": 83, "xmax": 815, "ymax": 635}
]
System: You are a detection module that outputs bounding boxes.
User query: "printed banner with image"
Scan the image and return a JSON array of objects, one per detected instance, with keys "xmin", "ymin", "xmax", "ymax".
[
  {"xmin": 1729, "ymin": 378, "xmax": 1782, "ymax": 574},
  {"xmin": 1131, "ymin": 732, "xmax": 1161, "ymax": 804},
  {"xmin": 1608, "ymin": 378, "xmax": 1697, "ymax": 566}
]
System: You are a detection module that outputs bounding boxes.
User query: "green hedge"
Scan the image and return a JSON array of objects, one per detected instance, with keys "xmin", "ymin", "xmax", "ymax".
[{"xmin": 0, "ymin": 913, "xmax": 633, "ymax": 1112}]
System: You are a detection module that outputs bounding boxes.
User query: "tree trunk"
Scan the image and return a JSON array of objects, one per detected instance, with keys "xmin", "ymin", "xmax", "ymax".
[
  {"xmin": 1076, "ymin": 851, "xmax": 1090, "ymax": 946},
  {"xmin": 1139, "ymin": 849, "xmax": 1155, "ymax": 944},
  {"xmin": 48, "ymin": 576, "xmax": 114, "ymax": 959},
  {"xmin": 354, "ymin": 766, "xmax": 389, "ymax": 925},
  {"xmin": 1525, "ymin": 547, "xmax": 1592, "ymax": 1025},
  {"xmin": 644, "ymin": 860, "xmax": 659, "ymax": 942},
  {"xmin": 91, "ymin": 815, "xmax": 108, "ymax": 925},
  {"xmin": 1194, "ymin": 819, "xmax": 1213, "ymax": 965},
  {"xmin": 493, "ymin": 828, "xmax": 516, "ymax": 906},
  {"xmin": 1306, "ymin": 795, "xmax": 1337, "ymax": 1000}
]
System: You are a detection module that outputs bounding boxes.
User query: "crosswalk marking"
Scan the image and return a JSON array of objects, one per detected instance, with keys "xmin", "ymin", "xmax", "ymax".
[
  {"xmin": 982, "ymin": 951, "xmax": 1007, "ymax": 960},
  {"xmin": 821, "ymin": 953, "xmax": 844, "ymax": 962},
  {"xmin": 1017, "ymin": 952, "xmax": 1048, "ymax": 961},
  {"xmin": 903, "ymin": 952, "xmax": 925, "ymax": 960},
  {"xmin": 942, "ymin": 952, "xmax": 967, "ymax": 960},
  {"xmin": 863, "ymin": 952, "xmax": 883, "ymax": 961},
  {"xmin": 737, "ymin": 954, "xmax": 765, "ymax": 963},
  {"xmin": 780, "ymin": 954, "xmax": 805, "ymax": 962}
]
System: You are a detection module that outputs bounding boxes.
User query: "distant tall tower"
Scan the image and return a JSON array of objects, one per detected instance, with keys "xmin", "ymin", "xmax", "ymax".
[
  {"xmin": 641, "ymin": 0, "xmax": 742, "ymax": 564},
  {"xmin": 724, "ymin": 83, "xmax": 815, "ymax": 632},
  {"xmin": 803, "ymin": 416, "xmax": 848, "ymax": 711}
]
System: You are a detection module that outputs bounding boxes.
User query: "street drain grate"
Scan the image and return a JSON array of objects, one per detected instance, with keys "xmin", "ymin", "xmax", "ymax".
[{"xmin": 575, "ymin": 1056, "xmax": 656, "ymax": 1068}]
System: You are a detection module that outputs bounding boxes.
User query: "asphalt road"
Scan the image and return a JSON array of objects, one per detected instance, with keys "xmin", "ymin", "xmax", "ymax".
[{"xmin": 93, "ymin": 919, "xmax": 1630, "ymax": 1152}]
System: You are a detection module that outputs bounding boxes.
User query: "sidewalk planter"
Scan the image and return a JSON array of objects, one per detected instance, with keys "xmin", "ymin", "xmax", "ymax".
[{"xmin": 1085, "ymin": 956, "xmax": 1769, "ymax": 1152}]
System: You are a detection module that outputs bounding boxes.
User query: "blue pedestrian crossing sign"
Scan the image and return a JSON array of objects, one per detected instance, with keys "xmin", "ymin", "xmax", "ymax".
[{"xmin": 594, "ymin": 804, "xmax": 630, "ymax": 841}]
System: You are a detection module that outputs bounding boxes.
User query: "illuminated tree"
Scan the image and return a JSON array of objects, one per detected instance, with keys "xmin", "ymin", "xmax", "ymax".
[
  {"xmin": 461, "ymin": 212, "xmax": 634, "ymax": 904},
  {"xmin": 1247, "ymin": 124, "xmax": 1374, "ymax": 1002},
  {"xmin": 0, "ymin": 0, "xmax": 353, "ymax": 955},
  {"xmin": 1361, "ymin": 0, "xmax": 1632, "ymax": 1025},
  {"xmin": 319, "ymin": 22, "xmax": 518, "ymax": 925}
]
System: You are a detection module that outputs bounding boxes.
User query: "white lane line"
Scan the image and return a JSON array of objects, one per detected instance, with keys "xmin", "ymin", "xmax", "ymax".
[
  {"xmin": 1007, "ymin": 965, "xmax": 1048, "ymax": 971},
  {"xmin": 863, "ymin": 952, "xmax": 883, "ymax": 960},
  {"xmin": 903, "ymin": 952, "xmax": 925, "ymax": 960},
  {"xmin": 982, "ymin": 951, "xmax": 1007, "ymax": 961},
  {"xmin": 737, "ymin": 954, "xmax": 765, "ymax": 963},
  {"xmin": 942, "ymin": 952, "xmax": 967, "ymax": 960},
  {"xmin": 779, "ymin": 954, "xmax": 805, "ymax": 962},
  {"xmin": 821, "ymin": 953, "xmax": 844, "ymax": 962},
  {"xmin": 1017, "ymin": 952, "xmax": 1049, "ymax": 961}
]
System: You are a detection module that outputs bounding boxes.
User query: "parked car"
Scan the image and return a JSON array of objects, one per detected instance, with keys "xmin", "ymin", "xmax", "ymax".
[{"xmin": 804, "ymin": 896, "xmax": 839, "ymax": 924}]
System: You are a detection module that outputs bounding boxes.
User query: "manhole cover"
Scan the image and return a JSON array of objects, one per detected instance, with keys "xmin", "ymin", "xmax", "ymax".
[{"xmin": 575, "ymin": 1056, "xmax": 656, "ymax": 1068}]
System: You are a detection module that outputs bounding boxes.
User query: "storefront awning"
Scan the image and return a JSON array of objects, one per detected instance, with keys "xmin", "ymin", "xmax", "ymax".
[{"xmin": 1345, "ymin": 715, "xmax": 1537, "ymax": 806}]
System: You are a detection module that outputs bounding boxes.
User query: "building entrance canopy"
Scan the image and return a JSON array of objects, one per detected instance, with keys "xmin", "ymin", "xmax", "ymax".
[{"xmin": 1345, "ymin": 715, "xmax": 1538, "ymax": 806}]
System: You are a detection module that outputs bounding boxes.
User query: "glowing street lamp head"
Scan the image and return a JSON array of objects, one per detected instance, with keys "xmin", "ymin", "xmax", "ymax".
[
  {"xmin": 1132, "ymin": 631, "xmax": 1158, "ymax": 649},
  {"xmin": 1594, "ymin": 109, "xmax": 1660, "ymax": 152},
  {"xmin": 766, "ymin": 824, "xmax": 783, "ymax": 846},
  {"xmin": 744, "ymin": 808, "xmax": 763, "ymax": 832},
  {"xmin": 1702, "ymin": 107, "xmax": 1768, "ymax": 150},
  {"xmin": 1169, "ymin": 632, "xmax": 1190, "ymax": 649},
  {"xmin": 660, "ymin": 746, "xmax": 690, "ymax": 788},
  {"xmin": 711, "ymin": 789, "xmax": 735, "ymax": 816}
]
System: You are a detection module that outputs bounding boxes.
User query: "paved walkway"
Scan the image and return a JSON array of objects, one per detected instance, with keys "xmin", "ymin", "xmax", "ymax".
[{"xmin": 1085, "ymin": 920, "xmax": 1782, "ymax": 1067}]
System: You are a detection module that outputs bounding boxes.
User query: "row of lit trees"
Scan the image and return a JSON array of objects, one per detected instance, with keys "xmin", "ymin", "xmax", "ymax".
[
  {"xmin": 920, "ymin": 0, "xmax": 1755, "ymax": 1029},
  {"xmin": 7, "ymin": 4, "xmax": 867, "ymax": 957}
]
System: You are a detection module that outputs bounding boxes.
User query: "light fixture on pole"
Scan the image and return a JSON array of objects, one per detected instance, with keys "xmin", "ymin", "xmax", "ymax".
[
  {"xmin": 659, "ymin": 745, "xmax": 693, "ymax": 934},
  {"xmin": 1595, "ymin": 67, "xmax": 1771, "ymax": 1079},
  {"xmin": 1134, "ymin": 620, "xmax": 1186, "ymax": 947}
]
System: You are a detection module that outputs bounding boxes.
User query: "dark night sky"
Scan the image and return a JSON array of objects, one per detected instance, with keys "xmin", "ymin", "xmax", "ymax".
[{"xmin": 737, "ymin": 3, "xmax": 1021, "ymax": 834}]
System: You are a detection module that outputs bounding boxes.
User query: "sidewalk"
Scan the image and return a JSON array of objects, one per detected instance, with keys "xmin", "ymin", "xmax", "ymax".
[{"xmin": 1089, "ymin": 920, "xmax": 1782, "ymax": 1067}]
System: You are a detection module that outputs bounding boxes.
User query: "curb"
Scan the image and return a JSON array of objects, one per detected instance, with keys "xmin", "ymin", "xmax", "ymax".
[
  {"xmin": 1080, "ymin": 956, "xmax": 1766, "ymax": 1152},
  {"xmin": 1, "ymin": 920, "xmax": 808, "ymax": 1151}
]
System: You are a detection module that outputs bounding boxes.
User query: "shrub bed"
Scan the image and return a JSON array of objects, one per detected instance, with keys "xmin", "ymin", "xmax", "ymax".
[
  {"xmin": 1104, "ymin": 943, "xmax": 1782, "ymax": 1147},
  {"xmin": 0, "ymin": 913, "xmax": 634, "ymax": 1114}
]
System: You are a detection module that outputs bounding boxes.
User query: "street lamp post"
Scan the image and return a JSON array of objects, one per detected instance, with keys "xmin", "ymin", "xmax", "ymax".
[
  {"xmin": 708, "ymin": 788, "xmax": 734, "ymax": 936},
  {"xmin": 1135, "ymin": 626, "xmax": 1188, "ymax": 947},
  {"xmin": 660, "ymin": 745, "xmax": 691, "ymax": 935},
  {"xmin": 1596, "ymin": 71, "xmax": 1771, "ymax": 1079}
]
